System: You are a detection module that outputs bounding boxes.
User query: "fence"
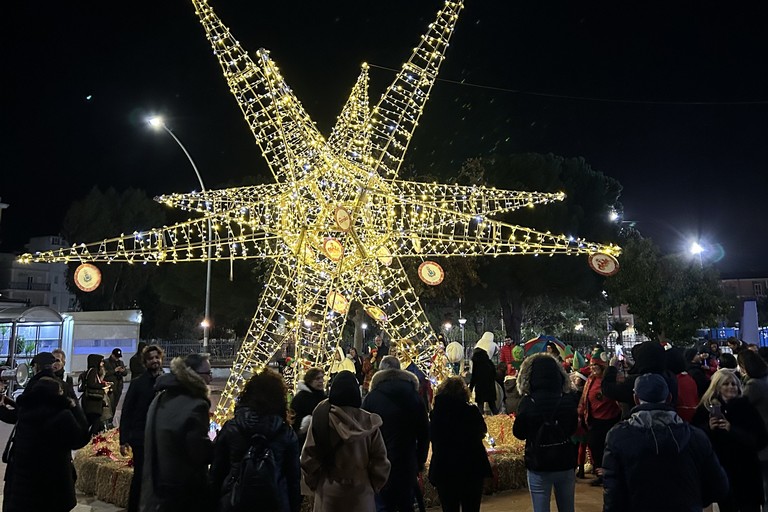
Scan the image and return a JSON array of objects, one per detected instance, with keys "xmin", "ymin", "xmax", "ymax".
[{"xmin": 154, "ymin": 339, "xmax": 242, "ymax": 366}]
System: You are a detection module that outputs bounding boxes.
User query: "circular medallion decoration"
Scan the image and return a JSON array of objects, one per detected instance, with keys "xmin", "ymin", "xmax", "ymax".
[
  {"xmin": 334, "ymin": 207, "xmax": 352, "ymax": 232},
  {"xmin": 322, "ymin": 238, "xmax": 345, "ymax": 262},
  {"xmin": 418, "ymin": 261, "xmax": 444, "ymax": 286},
  {"xmin": 365, "ymin": 306, "xmax": 388, "ymax": 323},
  {"xmin": 588, "ymin": 253, "xmax": 620, "ymax": 276},
  {"xmin": 326, "ymin": 291, "xmax": 350, "ymax": 315},
  {"xmin": 74, "ymin": 263, "xmax": 102, "ymax": 292},
  {"xmin": 376, "ymin": 246, "xmax": 393, "ymax": 267}
]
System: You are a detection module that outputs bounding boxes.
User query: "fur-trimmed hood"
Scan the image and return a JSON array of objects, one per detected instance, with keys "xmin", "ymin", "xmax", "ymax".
[
  {"xmin": 154, "ymin": 356, "xmax": 210, "ymax": 402},
  {"xmin": 369, "ymin": 368, "xmax": 418, "ymax": 392},
  {"xmin": 516, "ymin": 353, "xmax": 573, "ymax": 396}
]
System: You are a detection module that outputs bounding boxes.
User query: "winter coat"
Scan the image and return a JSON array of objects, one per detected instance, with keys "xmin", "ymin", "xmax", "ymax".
[
  {"xmin": 104, "ymin": 355, "xmax": 127, "ymax": 385},
  {"xmin": 743, "ymin": 374, "xmax": 768, "ymax": 462},
  {"xmin": 209, "ymin": 408, "xmax": 300, "ymax": 512},
  {"xmin": 3, "ymin": 384, "xmax": 90, "ymax": 512},
  {"xmin": 603, "ymin": 403, "xmax": 728, "ymax": 512},
  {"xmin": 81, "ymin": 354, "xmax": 110, "ymax": 418},
  {"xmin": 300, "ymin": 400, "xmax": 390, "ymax": 512},
  {"xmin": 692, "ymin": 396, "xmax": 768, "ymax": 509},
  {"xmin": 362, "ymin": 369, "xmax": 429, "ymax": 492},
  {"xmin": 290, "ymin": 382, "xmax": 326, "ymax": 447},
  {"xmin": 141, "ymin": 358, "xmax": 213, "ymax": 512},
  {"xmin": 513, "ymin": 358, "xmax": 579, "ymax": 472},
  {"xmin": 469, "ymin": 348, "xmax": 497, "ymax": 403},
  {"xmin": 329, "ymin": 357, "xmax": 356, "ymax": 378},
  {"xmin": 675, "ymin": 373, "xmax": 699, "ymax": 423},
  {"xmin": 428, "ymin": 393, "xmax": 492, "ymax": 488},
  {"xmin": 602, "ymin": 341, "xmax": 678, "ymax": 417},
  {"xmin": 504, "ymin": 378, "xmax": 522, "ymax": 414},
  {"xmin": 119, "ymin": 370, "xmax": 162, "ymax": 448}
]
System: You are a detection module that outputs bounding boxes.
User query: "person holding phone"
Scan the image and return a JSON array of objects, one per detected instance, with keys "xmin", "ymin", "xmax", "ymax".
[{"xmin": 693, "ymin": 369, "xmax": 768, "ymax": 512}]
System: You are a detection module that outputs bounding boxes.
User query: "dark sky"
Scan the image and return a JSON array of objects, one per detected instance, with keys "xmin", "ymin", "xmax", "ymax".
[{"xmin": 2, "ymin": 0, "xmax": 767, "ymax": 276}]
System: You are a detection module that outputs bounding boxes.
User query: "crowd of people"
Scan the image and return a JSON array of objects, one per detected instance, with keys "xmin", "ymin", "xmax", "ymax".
[{"xmin": 0, "ymin": 334, "xmax": 766, "ymax": 512}]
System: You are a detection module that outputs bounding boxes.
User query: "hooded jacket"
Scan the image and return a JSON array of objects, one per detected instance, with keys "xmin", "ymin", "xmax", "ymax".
[
  {"xmin": 469, "ymin": 347, "xmax": 497, "ymax": 403},
  {"xmin": 362, "ymin": 368, "xmax": 429, "ymax": 474},
  {"xmin": 603, "ymin": 403, "xmax": 728, "ymax": 511},
  {"xmin": 141, "ymin": 357, "xmax": 213, "ymax": 512},
  {"xmin": 513, "ymin": 354, "xmax": 579, "ymax": 471},
  {"xmin": 3, "ymin": 379, "xmax": 90, "ymax": 512},
  {"xmin": 209, "ymin": 408, "xmax": 301, "ymax": 512},
  {"xmin": 81, "ymin": 354, "xmax": 109, "ymax": 417},
  {"xmin": 300, "ymin": 400, "xmax": 390, "ymax": 512}
]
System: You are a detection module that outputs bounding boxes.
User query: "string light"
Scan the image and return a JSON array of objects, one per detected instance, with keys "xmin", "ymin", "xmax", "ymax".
[{"xmin": 19, "ymin": 0, "xmax": 620, "ymax": 423}]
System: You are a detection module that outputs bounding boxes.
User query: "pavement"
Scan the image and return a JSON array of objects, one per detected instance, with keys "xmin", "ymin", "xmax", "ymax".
[{"xmin": 0, "ymin": 377, "xmax": 607, "ymax": 511}]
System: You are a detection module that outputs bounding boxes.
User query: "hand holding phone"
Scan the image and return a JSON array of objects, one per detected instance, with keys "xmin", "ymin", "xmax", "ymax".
[{"xmin": 710, "ymin": 404, "xmax": 723, "ymax": 420}]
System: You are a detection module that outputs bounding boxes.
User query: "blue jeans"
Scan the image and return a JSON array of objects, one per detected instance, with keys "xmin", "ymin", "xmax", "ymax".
[{"xmin": 526, "ymin": 469, "xmax": 575, "ymax": 512}]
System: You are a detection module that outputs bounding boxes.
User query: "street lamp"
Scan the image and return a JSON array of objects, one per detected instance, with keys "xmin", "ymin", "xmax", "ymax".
[
  {"xmin": 458, "ymin": 317, "xmax": 467, "ymax": 345},
  {"xmin": 690, "ymin": 241, "xmax": 704, "ymax": 268},
  {"xmin": 361, "ymin": 322, "xmax": 368, "ymax": 344},
  {"xmin": 148, "ymin": 116, "xmax": 213, "ymax": 351}
]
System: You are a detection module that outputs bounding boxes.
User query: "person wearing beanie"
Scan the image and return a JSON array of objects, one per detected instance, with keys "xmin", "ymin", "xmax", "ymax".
[
  {"xmin": 301, "ymin": 371, "xmax": 390, "ymax": 512},
  {"xmin": 513, "ymin": 354, "xmax": 579, "ymax": 512},
  {"xmin": 603, "ymin": 374, "xmax": 728, "ymax": 511},
  {"xmin": 579, "ymin": 351, "xmax": 621, "ymax": 487}
]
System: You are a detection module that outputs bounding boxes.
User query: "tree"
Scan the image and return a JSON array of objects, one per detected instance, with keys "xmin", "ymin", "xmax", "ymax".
[
  {"xmin": 458, "ymin": 154, "xmax": 623, "ymax": 343},
  {"xmin": 603, "ymin": 237, "xmax": 728, "ymax": 343},
  {"xmin": 61, "ymin": 187, "xmax": 167, "ymax": 311}
]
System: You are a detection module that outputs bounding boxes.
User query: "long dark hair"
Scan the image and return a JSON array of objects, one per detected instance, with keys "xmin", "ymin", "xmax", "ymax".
[{"xmin": 237, "ymin": 369, "xmax": 291, "ymax": 424}]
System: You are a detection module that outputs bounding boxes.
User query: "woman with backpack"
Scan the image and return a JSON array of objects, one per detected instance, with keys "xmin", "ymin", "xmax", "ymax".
[
  {"xmin": 513, "ymin": 353, "xmax": 579, "ymax": 512},
  {"xmin": 209, "ymin": 369, "xmax": 301, "ymax": 512},
  {"xmin": 300, "ymin": 370, "xmax": 390, "ymax": 512}
]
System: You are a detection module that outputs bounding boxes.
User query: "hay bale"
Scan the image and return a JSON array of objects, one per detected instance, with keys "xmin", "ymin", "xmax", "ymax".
[
  {"xmin": 74, "ymin": 455, "xmax": 110, "ymax": 495},
  {"xmin": 94, "ymin": 461, "xmax": 132, "ymax": 508}
]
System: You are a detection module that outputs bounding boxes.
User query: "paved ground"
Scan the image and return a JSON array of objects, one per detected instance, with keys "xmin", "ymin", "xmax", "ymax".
[{"xmin": 0, "ymin": 378, "xmax": 606, "ymax": 511}]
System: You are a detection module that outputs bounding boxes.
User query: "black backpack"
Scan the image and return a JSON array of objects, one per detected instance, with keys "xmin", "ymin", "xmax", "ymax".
[
  {"xmin": 529, "ymin": 395, "xmax": 571, "ymax": 469},
  {"xmin": 228, "ymin": 430, "xmax": 281, "ymax": 512}
]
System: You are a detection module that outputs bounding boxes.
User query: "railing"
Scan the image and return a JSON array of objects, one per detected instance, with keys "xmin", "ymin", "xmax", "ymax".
[
  {"xmin": 154, "ymin": 339, "xmax": 242, "ymax": 365},
  {"xmin": 6, "ymin": 281, "xmax": 51, "ymax": 291}
]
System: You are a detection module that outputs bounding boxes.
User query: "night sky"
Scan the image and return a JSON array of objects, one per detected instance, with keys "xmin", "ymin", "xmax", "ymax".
[{"xmin": 2, "ymin": 0, "xmax": 767, "ymax": 276}]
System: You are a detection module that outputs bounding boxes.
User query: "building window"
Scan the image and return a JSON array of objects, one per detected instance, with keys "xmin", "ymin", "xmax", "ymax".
[
  {"xmin": 54, "ymin": 276, "xmax": 59, "ymax": 285},
  {"xmin": 755, "ymin": 282, "xmax": 765, "ymax": 297},
  {"xmin": 52, "ymin": 296, "xmax": 57, "ymax": 305}
]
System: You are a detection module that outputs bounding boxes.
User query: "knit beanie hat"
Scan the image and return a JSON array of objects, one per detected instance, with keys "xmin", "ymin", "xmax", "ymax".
[
  {"xmin": 634, "ymin": 373, "xmax": 669, "ymax": 403},
  {"xmin": 329, "ymin": 371, "xmax": 361, "ymax": 408}
]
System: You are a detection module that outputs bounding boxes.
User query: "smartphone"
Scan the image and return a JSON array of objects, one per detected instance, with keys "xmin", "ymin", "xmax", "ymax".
[{"xmin": 710, "ymin": 404, "xmax": 723, "ymax": 419}]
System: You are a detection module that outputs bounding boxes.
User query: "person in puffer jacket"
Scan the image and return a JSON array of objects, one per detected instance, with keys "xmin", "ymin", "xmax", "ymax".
[
  {"xmin": 290, "ymin": 367, "xmax": 327, "ymax": 447},
  {"xmin": 603, "ymin": 374, "xmax": 728, "ymax": 512},
  {"xmin": 209, "ymin": 369, "xmax": 301, "ymax": 512}
]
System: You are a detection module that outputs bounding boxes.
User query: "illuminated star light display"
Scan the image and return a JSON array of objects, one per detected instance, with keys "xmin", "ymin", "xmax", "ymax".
[{"xmin": 20, "ymin": 0, "xmax": 620, "ymax": 422}]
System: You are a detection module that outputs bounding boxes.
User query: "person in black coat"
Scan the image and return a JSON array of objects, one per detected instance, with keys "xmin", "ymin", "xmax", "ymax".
[
  {"xmin": 512, "ymin": 353, "xmax": 579, "ymax": 512},
  {"xmin": 81, "ymin": 353, "xmax": 112, "ymax": 435},
  {"xmin": 603, "ymin": 374, "xmax": 728, "ymax": 512},
  {"xmin": 3, "ymin": 376, "xmax": 90, "ymax": 512},
  {"xmin": 119, "ymin": 345, "xmax": 165, "ymax": 512},
  {"xmin": 362, "ymin": 356, "xmax": 429, "ymax": 512},
  {"xmin": 470, "ymin": 347, "xmax": 498, "ymax": 415},
  {"xmin": 289, "ymin": 367, "xmax": 326, "ymax": 448},
  {"xmin": 602, "ymin": 340, "xmax": 678, "ymax": 418},
  {"xmin": 130, "ymin": 341, "xmax": 148, "ymax": 380},
  {"xmin": 692, "ymin": 369, "xmax": 768, "ymax": 512},
  {"xmin": 429, "ymin": 376, "xmax": 492, "ymax": 512},
  {"xmin": 210, "ymin": 369, "xmax": 301, "ymax": 512}
]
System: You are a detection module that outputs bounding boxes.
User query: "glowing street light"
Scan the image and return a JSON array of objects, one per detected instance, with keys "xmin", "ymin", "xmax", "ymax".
[
  {"xmin": 458, "ymin": 317, "xmax": 467, "ymax": 345},
  {"xmin": 690, "ymin": 241, "xmax": 704, "ymax": 268},
  {"xmin": 148, "ymin": 116, "xmax": 213, "ymax": 351},
  {"xmin": 361, "ymin": 322, "xmax": 368, "ymax": 344}
]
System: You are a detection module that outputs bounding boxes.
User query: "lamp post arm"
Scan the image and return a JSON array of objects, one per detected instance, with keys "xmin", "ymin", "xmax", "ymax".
[{"xmin": 162, "ymin": 125, "xmax": 207, "ymax": 193}]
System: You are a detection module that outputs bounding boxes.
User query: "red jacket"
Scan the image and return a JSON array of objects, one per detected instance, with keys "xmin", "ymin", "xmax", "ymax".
[
  {"xmin": 675, "ymin": 373, "xmax": 699, "ymax": 422},
  {"xmin": 580, "ymin": 374, "xmax": 621, "ymax": 423}
]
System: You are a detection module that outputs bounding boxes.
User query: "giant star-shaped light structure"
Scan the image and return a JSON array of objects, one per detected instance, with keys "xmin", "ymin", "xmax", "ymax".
[{"xmin": 21, "ymin": 0, "xmax": 619, "ymax": 421}]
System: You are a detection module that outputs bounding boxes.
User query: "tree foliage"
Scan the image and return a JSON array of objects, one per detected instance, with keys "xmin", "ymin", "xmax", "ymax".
[{"xmin": 603, "ymin": 237, "xmax": 728, "ymax": 343}]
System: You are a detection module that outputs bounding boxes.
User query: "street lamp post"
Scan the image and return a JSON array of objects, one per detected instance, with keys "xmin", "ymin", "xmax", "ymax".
[
  {"xmin": 690, "ymin": 241, "xmax": 704, "ymax": 268},
  {"xmin": 148, "ymin": 116, "xmax": 212, "ymax": 352}
]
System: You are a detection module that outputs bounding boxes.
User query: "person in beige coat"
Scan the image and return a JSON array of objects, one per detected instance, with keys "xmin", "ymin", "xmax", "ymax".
[{"xmin": 301, "ymin": 370, "xmax": 390, "ymax": 512}]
